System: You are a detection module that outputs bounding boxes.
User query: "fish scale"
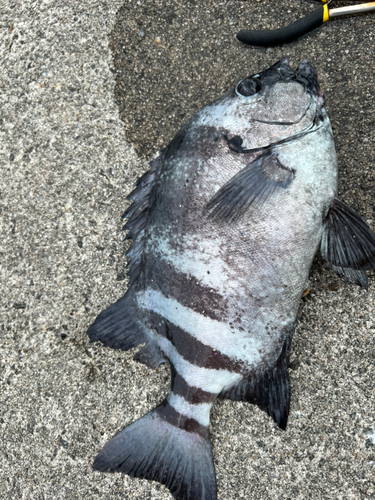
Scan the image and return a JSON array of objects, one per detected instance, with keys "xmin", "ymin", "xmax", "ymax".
[{"xmin": 87, "ymin": 58, "xmax": 375, "ymax": 500}]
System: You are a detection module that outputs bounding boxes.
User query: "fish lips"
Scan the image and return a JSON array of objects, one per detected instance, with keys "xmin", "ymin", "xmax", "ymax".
[
  {"xmin": 266, "ymin": 57, "xmax": 320, "ymax": 97},
  {"xmin": 295, "ymin": 60, "xmax": 320, "ymax": 97}
]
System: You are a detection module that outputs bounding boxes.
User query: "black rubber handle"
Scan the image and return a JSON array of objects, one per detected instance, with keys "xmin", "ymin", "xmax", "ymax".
[{"xmin": 237, "ymin": 6, "xmax": 325, "ymax": 47}]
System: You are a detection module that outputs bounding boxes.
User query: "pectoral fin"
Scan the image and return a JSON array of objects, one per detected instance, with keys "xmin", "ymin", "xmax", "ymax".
[
  {"xmin": 321, "ymin": 199, "xmax": 375, "ymax": 288},
  {"xmin": 206, "ymin": 151, "xmax": 294, "ymax": 223}
]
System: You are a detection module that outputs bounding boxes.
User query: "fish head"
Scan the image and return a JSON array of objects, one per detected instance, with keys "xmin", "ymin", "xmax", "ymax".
[{"xmin": 196, "ymin": 58, "xmax": 327, "ymax": 151}]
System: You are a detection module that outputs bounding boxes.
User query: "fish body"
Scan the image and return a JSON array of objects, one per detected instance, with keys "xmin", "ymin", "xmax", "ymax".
[{"xmin": 87, "ymin": 59, "xmax": 375, "ymax": 500}]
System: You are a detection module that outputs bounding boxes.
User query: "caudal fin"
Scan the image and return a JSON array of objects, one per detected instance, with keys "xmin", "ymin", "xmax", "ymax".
[{"xmin": 93, "ymin": 401, "xmax": 217, "ymax": 500}]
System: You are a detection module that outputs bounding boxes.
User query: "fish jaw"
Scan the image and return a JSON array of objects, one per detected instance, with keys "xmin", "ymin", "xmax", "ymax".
[{"xmin": 193, "ymin": 59, "xmax": 326, "ymax": 152}]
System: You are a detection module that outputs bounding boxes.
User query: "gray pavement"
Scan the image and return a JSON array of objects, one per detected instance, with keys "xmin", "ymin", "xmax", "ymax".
[{"xmin": 0, "ymin": 1, "xmax": 374, "ymax": 499}]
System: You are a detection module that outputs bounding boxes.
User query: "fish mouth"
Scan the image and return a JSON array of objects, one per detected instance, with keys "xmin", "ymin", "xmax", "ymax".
[
  {"xmin": 267, "ymin": 57, "xmax": 320, "ymax": 97},
  {"xmin": 265, "ymin": 57, "xmax": 326, "ymax": 117},
  {"xmin": 235, "ymin": 59, "xmax": 327, "ymax": 154}
]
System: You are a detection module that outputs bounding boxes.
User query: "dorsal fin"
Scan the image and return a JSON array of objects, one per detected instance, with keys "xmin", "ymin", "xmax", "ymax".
[
  {"xmin": 87, "ymin": 152, "xmax": 166, "ymax": 366},
  {"xmin": 122, "ymin": 152, "xmax": 164, "ymax": 287}
]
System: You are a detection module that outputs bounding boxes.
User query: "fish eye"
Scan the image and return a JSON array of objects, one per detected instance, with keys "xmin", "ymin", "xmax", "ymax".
[{"xmin": 236, "ymin": 78, "xmax": 261, "ymax": 97}]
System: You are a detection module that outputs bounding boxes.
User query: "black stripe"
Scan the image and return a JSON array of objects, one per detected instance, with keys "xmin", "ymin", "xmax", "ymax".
[
  {"xmin": 144, "ymin": 252, "xmax": 229, "ymax": 322},
  {"xmin": 156, "ymin": 399, "xmax": 209, "ymax": 439},
  {"xmin": 171, "ymin": 367, "xmax": 217, "ymax": 405},
  {"xmin": 149, "ymin": 311, "xmax": 245, "ymax": 374}
]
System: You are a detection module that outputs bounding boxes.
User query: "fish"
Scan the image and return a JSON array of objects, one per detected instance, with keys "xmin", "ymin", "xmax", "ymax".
[{"xmin": 87, "ymin": 58, "xmax": 375, "ymax": 500}]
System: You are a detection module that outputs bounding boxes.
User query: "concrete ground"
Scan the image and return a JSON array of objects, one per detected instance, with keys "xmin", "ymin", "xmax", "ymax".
[{"xmin": 0, "ymin": 1, "xmax": 374, "ymax": 499}]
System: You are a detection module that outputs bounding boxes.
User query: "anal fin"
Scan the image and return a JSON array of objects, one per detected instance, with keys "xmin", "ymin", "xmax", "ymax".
[{"xmin": 219, "ymin": 329, "xmax": 294, "ymax": 430}]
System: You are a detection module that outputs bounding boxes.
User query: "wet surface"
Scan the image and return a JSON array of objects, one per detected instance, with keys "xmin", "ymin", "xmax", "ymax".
[{"xmin": 1, "ymin": 1, "xmax": 374, "ymax": 498}]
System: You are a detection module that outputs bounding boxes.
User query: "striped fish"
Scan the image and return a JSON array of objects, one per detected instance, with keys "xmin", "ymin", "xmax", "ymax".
[{"xmin": 87, "ymin": 59, "xmax": 375, "ymax": 500}]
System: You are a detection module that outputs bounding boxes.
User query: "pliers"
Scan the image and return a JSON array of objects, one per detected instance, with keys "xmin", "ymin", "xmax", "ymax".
[{"xmin": 237, "ymin": 0, "xmax": 375, "ymax": 47}]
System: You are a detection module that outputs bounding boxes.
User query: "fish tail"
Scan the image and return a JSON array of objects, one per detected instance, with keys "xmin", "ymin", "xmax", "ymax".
[{"xmin": 93, "ymin": 397, "xmax": 217, "ymax": 500}]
